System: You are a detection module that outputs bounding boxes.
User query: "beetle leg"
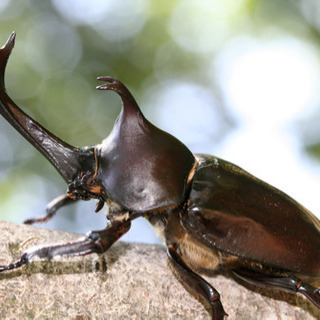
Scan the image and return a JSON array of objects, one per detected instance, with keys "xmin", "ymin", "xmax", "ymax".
[
  {"xmin": 24, "ymin": 194, "xmax": 75, "ymax": 225},
  {"xmin": 167, "ymin": 244, "xmax": 227, "ymax": 320},
  {"xmin": 233, "ymin": 268, "xmax": 320, "ymax": 308},
  {"xmin": 0, "ymin": 219, "xmax": 131, "ymax": 272}
]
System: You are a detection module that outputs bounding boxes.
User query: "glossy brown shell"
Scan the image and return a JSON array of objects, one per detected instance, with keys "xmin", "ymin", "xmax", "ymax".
[
  {"xmin": 94, "ymin": 78, "xmax": 196, "ymax": 212},
  {"xmin": 183, "ymin": 154, "xmax": 320, "ymax": 276}
]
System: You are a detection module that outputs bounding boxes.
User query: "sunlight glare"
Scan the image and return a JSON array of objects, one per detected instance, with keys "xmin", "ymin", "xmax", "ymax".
[{"xmin": 215, "ymin": 36, "xmax": 320, "ymax": 125}]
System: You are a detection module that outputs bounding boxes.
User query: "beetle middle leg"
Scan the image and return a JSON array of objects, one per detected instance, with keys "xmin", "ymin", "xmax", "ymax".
[
  {"xmin": 167, "ymin": 244, "xmax": 227, "ymax": 320},
  {"xmin": 24, "ymin": 194, "xmax": 75, "ymax": 225},
  {"xmin": 0, "ymin": 219, "xmax": 131, "ymax": 272},
  {"xmin": 233, "ymin": 267, "xmax": 320, "ymax": 308}
]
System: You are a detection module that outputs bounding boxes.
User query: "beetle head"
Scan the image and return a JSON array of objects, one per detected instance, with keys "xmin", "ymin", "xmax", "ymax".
[
  {"xmin": 94, "ymin": 77, "xmax": 196, "ymax": 212},
  {"xmin": 0, "ymin": 33, "xmax": 97, "ymax": 191}
]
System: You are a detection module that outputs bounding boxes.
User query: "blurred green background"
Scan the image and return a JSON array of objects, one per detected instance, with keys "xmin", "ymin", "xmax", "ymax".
[{"xmin": 1, "ymin": 0, "xmax": 320, "ymax": 244}]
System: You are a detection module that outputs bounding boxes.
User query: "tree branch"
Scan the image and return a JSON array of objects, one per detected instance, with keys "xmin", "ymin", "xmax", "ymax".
[{"xmin": 0, "ymin": 220, "xmax": 318, "ymax": 319}]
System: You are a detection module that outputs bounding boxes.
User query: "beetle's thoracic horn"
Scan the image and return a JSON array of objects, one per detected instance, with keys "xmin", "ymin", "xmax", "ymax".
[
  {"xmin": 0, "ymin": 33, "xmax": 82, "ymax": 183},
  {"xmin": 95, "ymin": 77, "xmax": 196, "ymax": 211}
]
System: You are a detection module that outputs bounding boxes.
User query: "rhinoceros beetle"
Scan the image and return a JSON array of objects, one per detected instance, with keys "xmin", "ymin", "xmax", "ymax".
[{"xmin": 1, "ymin": 32, "xmax": 320, "ymax": 319}]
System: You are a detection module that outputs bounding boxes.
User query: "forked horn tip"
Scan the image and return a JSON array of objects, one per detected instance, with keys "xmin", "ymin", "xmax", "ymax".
[
  {"xmin": 96, "ymin": 76, "xmax": 140, "ymax": 113},
  {"xmin": 2, "ymin": 32, "xmax": 16, "ymax": 52},
  {"xmin": 97, "ymin": 76, "xmax": 117, "ymax": 82},
  {"xmin": 0, "ymin": 32, "xmax": 16, "ymax": 85},
  {"xmin": 96, "ymin": 76, "xmax": 123, "ymax": 91}
]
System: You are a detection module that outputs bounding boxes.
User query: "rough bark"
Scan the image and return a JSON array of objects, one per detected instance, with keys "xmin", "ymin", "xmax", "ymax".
[{"xmin": 0, "ymin": 220, "xmax": 319, "ymax": 319}]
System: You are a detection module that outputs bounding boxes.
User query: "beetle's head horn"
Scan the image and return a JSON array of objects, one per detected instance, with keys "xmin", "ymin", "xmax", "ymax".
[
  {"xmin": 95, "ymin": 77, "xmax": 196, "ymax": 212},
  {"xmin": 0, "ymin": 33, "xmax": 94, "ymax": 183}
]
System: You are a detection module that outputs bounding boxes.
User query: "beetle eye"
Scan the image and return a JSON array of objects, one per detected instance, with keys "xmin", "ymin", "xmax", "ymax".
[{"xmin": 81, "ymin": 171, "xmax": 93, "ymax": 184}]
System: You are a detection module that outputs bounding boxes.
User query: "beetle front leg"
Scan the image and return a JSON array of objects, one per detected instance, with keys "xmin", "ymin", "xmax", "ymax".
[
  {"xmin": 0, "ymin": 219, "xmax": 131, "ymax": 272},
  {"xmin": 233, "ymin": 268, "xmax": 320, "ymax": 309},
  {"xmin": 24, "ymin": 194, "xmax": 75, "ymax": 225},
  {"xmin": 167, "ymin": 244, "xmax": 227, "ymax": 320}
]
